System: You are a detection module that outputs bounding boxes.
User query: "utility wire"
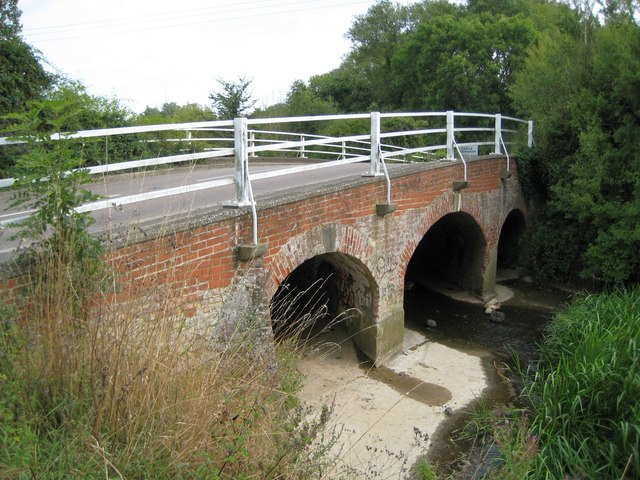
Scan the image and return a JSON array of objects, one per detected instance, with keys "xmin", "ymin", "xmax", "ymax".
[
  {"xmin": 23, "ymin": 0, "xmax": 372, "ymax": 43},
  {"xmin": 25, "ymin": 0, "xmax": 327, "ymax": 32}
]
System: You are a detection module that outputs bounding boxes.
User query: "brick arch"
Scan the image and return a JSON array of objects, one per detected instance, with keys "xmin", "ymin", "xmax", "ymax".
[
  {"xmin": 265, "ymin": 222, "xmax": 383, "ymax": 361},
  {"xmin": 498, "ymin": 208, "xmax": 527, "ymax": 268},
  {"xmin": 266, "ymin": 222, "xmax": 375, "ymax": 298},
  {"xmin": 398, "ymin": 194, "xmax": 490, "ymax": 278},
  {"xmin": 400, "ymin": 193, "xmax": 489, "ymax": 296}
]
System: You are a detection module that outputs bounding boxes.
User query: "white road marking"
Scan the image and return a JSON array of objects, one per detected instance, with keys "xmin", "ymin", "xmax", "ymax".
[{"xmin": 0, "ymin": 209, "xmax": 36, "ymax": 220}]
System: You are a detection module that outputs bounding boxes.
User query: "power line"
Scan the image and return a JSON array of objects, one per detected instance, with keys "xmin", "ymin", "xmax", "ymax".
[
  {"xmin": 23, "ymin": 0, "xmax": 372, "ymax": 43},
  {"xmin": 24, "ymin": 0, "xmax": 314, "ymax": 32}
]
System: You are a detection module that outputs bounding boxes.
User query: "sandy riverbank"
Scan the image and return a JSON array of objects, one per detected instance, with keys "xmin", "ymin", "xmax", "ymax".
[{"xmin": 299, "ymin": 325, "xmax": 491, "ymax": 478}]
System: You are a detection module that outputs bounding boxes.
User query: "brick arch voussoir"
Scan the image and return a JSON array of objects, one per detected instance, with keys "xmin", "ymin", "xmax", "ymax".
[
  {"xmin": 499, "ymin": 198, "xmax": 528, "ymax": 233},
  {"xmin": 398, "ymin": 193, "xmax": 457, "ymax": 277},
  {"xmin": 266, "ymin": 223, "xmax": 375, "ymax": 303},
  {"xmin": 398, "ymin": 193, "xmax": 494, "ymax": 277}
]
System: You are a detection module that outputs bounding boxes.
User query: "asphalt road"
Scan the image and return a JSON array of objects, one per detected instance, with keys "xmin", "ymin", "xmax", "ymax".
[{"xmin": 0, "ymin": 160, "xmax": 402, "ymax": 258}]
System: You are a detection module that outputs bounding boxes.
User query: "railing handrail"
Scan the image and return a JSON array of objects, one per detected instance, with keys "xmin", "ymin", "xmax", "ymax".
[
  {"xmin": 0, "ymin": 110, "xmax": 529, "ymax": 146},
  {"xmin": 1, "ymin": 111, "xmax": 533, "ymax": 240}
]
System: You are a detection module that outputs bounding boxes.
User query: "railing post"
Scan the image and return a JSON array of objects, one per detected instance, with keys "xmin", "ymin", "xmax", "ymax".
[
  {"xmin": 298, "ymin": 135, "xmax": 306, "ymax": 158},
  {"xmin": 494, "ymin": 113, "xmax": 502, "ymax": 154},
  {"xmin": 225, "ymin": 117, "xmax": 251, "ymax": 207},
  {"xmin": 365, "ymin": 111, "xmax": 383, "ymax": 176},
  {"xmin": 249, "ymin": 130, "xmax": 257, "ymax": 157},
  {"xmin": 528, "ymin": 121, "xmax": 534, "ymax": 147},
  {"xmin": 446, "ymin": 110, "xmax": 455, "ymax": 160}
]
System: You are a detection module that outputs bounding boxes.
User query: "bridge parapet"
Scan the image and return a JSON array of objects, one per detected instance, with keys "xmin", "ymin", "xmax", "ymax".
[{"xmin": 0, "ymin": 111, "xmax": 530, "ymax": 366}]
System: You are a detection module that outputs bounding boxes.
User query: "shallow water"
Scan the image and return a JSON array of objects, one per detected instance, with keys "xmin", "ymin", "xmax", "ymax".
[
  {"xmin": 405, "ymin": 280, "xmax": 570, "ymax": 364},
  {"xmin": 298, "ymin": 278, "xmax": 571, "ymax": 478},
  {"xmin": 404, "ymin": 280, "xmax": 571, "ymax": 475}
]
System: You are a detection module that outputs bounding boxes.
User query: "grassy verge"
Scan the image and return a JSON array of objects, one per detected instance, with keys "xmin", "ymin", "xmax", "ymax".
[
  {"xmin": 455, "ymin": 288, "xmax": 639, "ymax": 479},
  {"xmin": 1, "ymin": 99, "xmax": 334, "ymax": 478},
  {"xmin": 524, "ymin": 288, "xmax": 640, "ymax": 479},
  {"xmin": 0, "ymin": 267, "xmax": 331, "ymax": 479}
]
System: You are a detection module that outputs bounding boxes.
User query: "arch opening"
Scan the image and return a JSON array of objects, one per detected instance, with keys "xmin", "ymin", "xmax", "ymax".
[
  {"xmin": 270, "ymin": 252, "xmax": 379, "ymax": 360},
  {"xmin": 497, "ymin": 209, "xmax": 526, "ymax": 270},
  {"xmin": 405, "ymin": 212, "xmax": 487, "ymax": 295}
]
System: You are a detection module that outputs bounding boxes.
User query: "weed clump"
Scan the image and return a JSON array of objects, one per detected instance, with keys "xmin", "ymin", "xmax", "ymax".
[{"xmin": 0, "ymin": 98, "xmax": 332, "ymax": 478}]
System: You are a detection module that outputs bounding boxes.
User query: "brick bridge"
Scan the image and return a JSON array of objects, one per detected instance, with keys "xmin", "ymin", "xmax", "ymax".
[{"xmin": 97, "ymin": 154, "xmax": 525, "ymax": 366}]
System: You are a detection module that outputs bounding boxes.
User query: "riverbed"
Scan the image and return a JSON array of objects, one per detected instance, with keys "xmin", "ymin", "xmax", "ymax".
[{"xmin": 297, "ymin": 277, "xmax": 570, "ymax": 478}]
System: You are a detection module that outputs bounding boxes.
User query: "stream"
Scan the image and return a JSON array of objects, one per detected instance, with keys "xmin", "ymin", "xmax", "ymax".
[{"xmin": 298, "ymin": 273, "xmax": 571, "ymax": 479}]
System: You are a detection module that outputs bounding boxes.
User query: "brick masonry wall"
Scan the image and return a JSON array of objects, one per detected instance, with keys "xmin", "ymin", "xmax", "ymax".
[{"xmin": 0, "ymin": 156, "xmax": 524, "ymax": 363}]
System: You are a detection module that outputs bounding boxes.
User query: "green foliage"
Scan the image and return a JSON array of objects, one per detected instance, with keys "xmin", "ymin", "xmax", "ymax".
[
  {"xmin": 309, "ymin": 62, "xmax": 375, "ymax": 113},
  {"xmin": 512, "ymin": 13, "xmax": 640, "ymax": 284},
  {"xmin": 455, "ymin": 400, "xmax": 538, "ymax": 479},
  {"xmin": 131, "ymin": 101, "xmax": 214, "ymax": 159},
  {"xmin": 209, "ymin": 77, "xmax": 256, "ymax": 119},
  {"xmin": 259, "ymin": 80, "xmax": 338, "ymax": 137},
  {"xmin": 393, "ymin": 9, "xmax": 535, "ymax": 113},
  {"xmin": 2, "ymin": 80, "xmax": 134, "ymax": 175},
  {"xmin": 6, "ymin": 97, "xmax": 100, "ymax": 239},
  {"xmin": 0, "ymin": 39, "xmax": 52, "ymax": 118},
  {"xmin": 136, "ymin": 101, "xmax": 212, "ymax": 124},
  {"xmin": 0, "ymin": 1, "xmax": 54, "ymax": 176},
  {"xmin": 524, "ymin": 288, "xmax": 640, "ymax": 478},
  {"xmin": 415, "ymin": 457, "xmax": 438, "ymax": 480},
  {"xmin": 4, "ymin": 95, "xmax": 105, "ymax": 325},
  {"xmin": 0, "ymin": 307, "xmax": 38, "ymax": 475},
  {"xmin": 287, "ymin": 0, "xmax": 539, "ymax": 115},
  {"xmin": 466, "ymin": 0, "xmax": 532, "ymax": 16},
  {"xmin": 0, "ymin": 101, "xmax": 332, "ymax": 475},
  {"xmin": 345, "ymin": 0, "xmax": 415, "ymax": 109},
  {"xmin": 285, "ymin": 80, "xmax": 338, "ymax": 118},
  {"xmin": 0, "ymin": 0, "xmax": 22, "ymax": 39}
]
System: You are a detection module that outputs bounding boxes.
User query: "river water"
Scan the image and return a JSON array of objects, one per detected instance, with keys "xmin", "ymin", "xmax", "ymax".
[{"xmin": 298, "ymin": 274, "xmax": 571, "ymax": 479}]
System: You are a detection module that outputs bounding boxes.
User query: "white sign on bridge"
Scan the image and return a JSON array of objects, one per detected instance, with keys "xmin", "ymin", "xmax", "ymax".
[{"xmin": 458, "ymin": 144, "xmax": 479, "ymax": 156}]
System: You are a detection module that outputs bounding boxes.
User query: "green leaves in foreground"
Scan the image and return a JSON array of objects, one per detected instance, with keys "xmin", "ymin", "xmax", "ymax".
[
  {"xmin": 4, "ymin": 96, "xmax": 104, "ymax": 304},
  {"xmin": 526, "ymin": 288, "xmax": 640, "ymax": 479}
]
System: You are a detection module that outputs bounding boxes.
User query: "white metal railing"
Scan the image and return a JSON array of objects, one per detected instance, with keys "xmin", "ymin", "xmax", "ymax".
[{"xmin": 0, "ymin": 111, "xmax": 533, "ymax": 244}]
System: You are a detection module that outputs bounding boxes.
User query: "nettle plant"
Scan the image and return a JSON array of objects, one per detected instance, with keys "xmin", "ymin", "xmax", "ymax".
[{"xmin": 4, "ymin": 97, "xmax": 104, "ymax": 316}]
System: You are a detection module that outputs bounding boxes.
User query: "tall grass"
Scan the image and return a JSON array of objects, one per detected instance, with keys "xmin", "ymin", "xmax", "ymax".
[
  {"xmin": 1, "ymin": 101, "xmax": 336, "ymax": 478},
  {"xmin": 0, "ymin": 239, "xmax": 332, "ymax": 478},
  {"xmin": 456, "ymin": 289, "xmax": 639, "ymax": 479},
  {"xmin": 524, "ymin": 288, "xmax": 640, "ymax": 479}
]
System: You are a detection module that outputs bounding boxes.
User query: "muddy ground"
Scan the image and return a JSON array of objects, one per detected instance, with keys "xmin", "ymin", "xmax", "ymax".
[{"xmin": 297, "ymin": 277, "xmax": 571, "ymax": 479}]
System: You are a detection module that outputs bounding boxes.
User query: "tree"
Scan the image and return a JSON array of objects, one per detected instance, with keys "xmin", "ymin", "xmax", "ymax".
[
  {"xmin": 278, "ymin": 80, "xmax": 337, "ymax": 135},
  {"xmin": 209, "ymin": 77, "xmax": 256, "ymax": 119},
  {"xmin": 345, "ymin": 0, "xmax": 416, "ymax": 109},
  {"xmin": 135, "ymin": 102, "xmax": 211, "ymax": 125},
  {"xmin": 466, "ymin": 0, "xmax": 531, "ymax": 16},
  {"xmin": 0, "ymin": 0, "xmax": 52, "ymax": 118},
  {"xmin": 308, "ymin": 61, "xmax": 375, "ymax": 113},
  {"xmin": 597, "ymin": 0, "xmax": 640, "ymax": 21},
  {"xmin": 0, "ymin": 39, "xmax": 51, "ymax": 118},
  {"xmin": 1, "ymin": 79, "xmax": 137, "ymax": 175},
  {"xmin": 392, "ymin": 9, "xmax": 534, "ymax": 113},
  {"xmin": 0, "ymin": 0, "xmax": 22, "ymax": 40},
  {"xmin": 511, "ymin": 6, "xmax": 640, "ymax": 284},
  {"xmin": 0, "ymin": 1, "xmax": 54, "ymax": 175}
]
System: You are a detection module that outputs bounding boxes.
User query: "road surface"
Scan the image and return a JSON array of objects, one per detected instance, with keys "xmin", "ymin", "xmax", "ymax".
[{"xmin": 0, "ymin": 160, "xmax": 404, "ymax": 259}]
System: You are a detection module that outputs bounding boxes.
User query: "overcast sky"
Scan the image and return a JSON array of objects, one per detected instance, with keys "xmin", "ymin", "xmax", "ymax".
[{"xmin": 19, "ymin": 0, "xmax": 419, "ymax": 113}]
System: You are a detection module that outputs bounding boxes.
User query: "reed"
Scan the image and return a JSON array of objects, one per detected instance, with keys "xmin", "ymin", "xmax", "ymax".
[{"xmin": 524, "ymin": 288, "xmax": 640, "ymax": 479}]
